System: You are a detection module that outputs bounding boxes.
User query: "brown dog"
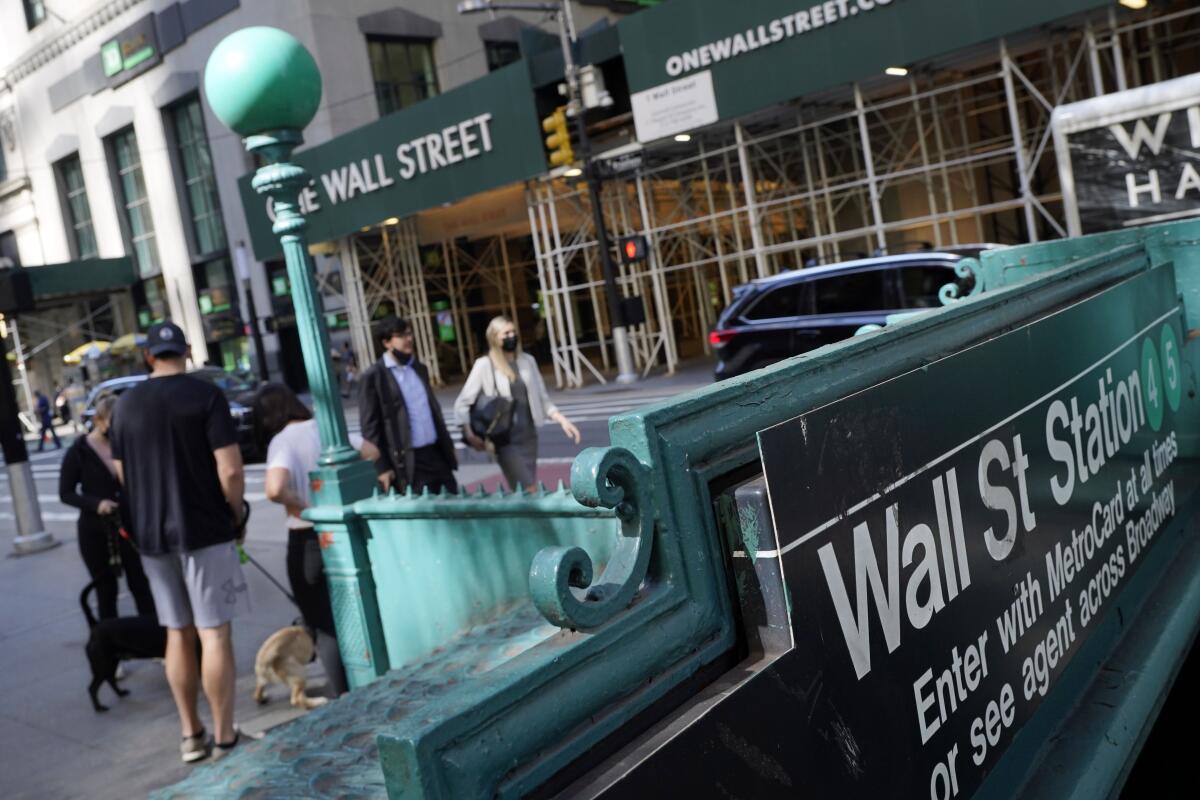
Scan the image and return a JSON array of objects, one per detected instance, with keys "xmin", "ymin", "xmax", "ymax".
[{"xmin": 252, "ymin": 626, "xmax": 328, "ymax": 710}]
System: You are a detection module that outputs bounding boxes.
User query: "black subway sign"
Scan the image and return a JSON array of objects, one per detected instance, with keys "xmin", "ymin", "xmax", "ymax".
[{"xmin": 757, "ymin": 264, "xmax": 1196, "ymax": 798}]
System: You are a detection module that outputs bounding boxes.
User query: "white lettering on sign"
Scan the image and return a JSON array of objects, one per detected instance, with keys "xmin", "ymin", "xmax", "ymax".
[
  {"xmin": 396, "ymin": 113, "xmax": 494, "ymax": 181},
  {"xmin": 1044, "ymin": 367, "xmax": 1145, "ymax": 506},
  {"xmin": 663, "ymin": 0, "xmax": 902, "ymax": 79},
  {"xmin": 1102, "ymin": 106, "xmax": 1200, "ymax": 218},
  {"xmin": 314, "ymin": 114, "xmax": 496, "ymax": 207}
]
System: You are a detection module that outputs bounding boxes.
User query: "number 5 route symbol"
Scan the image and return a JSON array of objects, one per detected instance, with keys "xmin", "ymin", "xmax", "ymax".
[{"xmin": 1161, "ymin": 323, "xmax": 1183, "ymax": 413}]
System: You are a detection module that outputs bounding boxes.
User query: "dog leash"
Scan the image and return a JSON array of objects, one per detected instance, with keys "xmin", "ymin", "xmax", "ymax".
[
  {"xmin": 232, "ymin": 502, "xmax": 300, "ymax": 609},
  {"xmin": 115, "ymin": 500, "xmax": 300, "ymax": 609}
]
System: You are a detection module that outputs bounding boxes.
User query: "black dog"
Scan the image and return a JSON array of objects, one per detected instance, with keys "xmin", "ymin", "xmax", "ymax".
[{"xmin": 81, "ymin": 580, "xmax": 166, "ymax": 712}]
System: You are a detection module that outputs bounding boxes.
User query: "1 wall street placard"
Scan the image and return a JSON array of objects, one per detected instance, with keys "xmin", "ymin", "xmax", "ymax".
[{"xmin": 758, "ymin": 264, "xmax": 1197, "ymax": 798}]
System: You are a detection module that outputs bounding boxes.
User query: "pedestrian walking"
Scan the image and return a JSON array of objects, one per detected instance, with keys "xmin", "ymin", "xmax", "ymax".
[
  {"xmin": 59, "ymin": 393, "xmax": 156, "ymax": 620},
  {"xmin": 358, "ymin": 316, "xmax": 458, "ymax": 494},
  {"xmin": 35, "ymin": 389, "xmax": 61, "ymax": 451},
  {"xmin": 110, "ymin": 321, "xmax": 249, "ymax": 764},
  {"xmin": 454, "ymin": 316, "xmax": 580, "ymax": 492},
  {"xmin": 252, "ymin": 383, "xmax": 379, "ymax": 698},
  {"xmin": 55, "ymin": 384, "xmax": 74, "ymax": 429}
]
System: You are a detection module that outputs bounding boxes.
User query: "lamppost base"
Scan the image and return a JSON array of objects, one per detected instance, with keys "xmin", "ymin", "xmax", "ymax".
[
  {"xmin": 615, "ymin": 371, "xmax": 638, "ymax": 385},
  {"xmin": 12, "ymin": 532, "xmax": 59, "ymax": 556}
]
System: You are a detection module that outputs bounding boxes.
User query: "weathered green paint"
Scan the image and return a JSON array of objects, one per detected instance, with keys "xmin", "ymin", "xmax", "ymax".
[
  {"xmin": 149, "ymin": 603, "xmax": 561, "ymax": 799},
  {"xmin": 205, "ymin": 28, "xmax": 386, "ymax": 687},
  {"xmin": 618, "ymin": 0, "xmax": 1112, "ymax": 124},
  {"xmin": 307, "ymin": 485, "xmax": 617, "ymax": 669},
  {"xmin": 237, "ymin": 63, "xmax": 547, "ymax": 260},
  {"xmin": 529, "ymin": 447, "xmax": 652, "ymax": 629}
]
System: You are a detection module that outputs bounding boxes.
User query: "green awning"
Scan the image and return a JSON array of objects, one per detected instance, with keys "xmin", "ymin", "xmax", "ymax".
[{"xmin": 27, "ymin": 257, "xmax": 137, "ymax": 306}]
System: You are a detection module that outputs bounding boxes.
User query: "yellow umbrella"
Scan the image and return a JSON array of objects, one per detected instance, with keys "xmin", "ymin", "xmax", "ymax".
[
  {"xmin": 109, "ymin": 332, "xmax": 147, "ymax": 356},
  {"xmin": 62, "ymin": 341, "xmax": 111, "ymax": 365}
]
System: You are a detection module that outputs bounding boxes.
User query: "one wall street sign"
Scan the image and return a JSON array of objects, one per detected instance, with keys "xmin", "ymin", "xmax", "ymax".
[
  {"xmin": 619, "ymin": 0, "xmax": 1112, "ymax": 141},
  {"xmin": 235, "ymin": 62, "xmax": 547, "ymax": 260}
]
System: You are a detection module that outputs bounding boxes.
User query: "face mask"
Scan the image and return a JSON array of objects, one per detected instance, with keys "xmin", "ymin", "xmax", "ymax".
[{"xmin": 501, "ymin": 335, "xmax": 518, "ymax": 353}]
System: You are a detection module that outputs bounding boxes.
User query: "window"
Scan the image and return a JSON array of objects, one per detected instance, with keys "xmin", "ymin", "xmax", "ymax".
[
  {"xmin": 56, "ymin": 155, "xmax": 98, "ymax": 259},
  {"xmin": 484, "ymin": 40, "xmax": 521, "ymax": 72},
  {"xmin": 899, "ymin": 264, "xmax": 958, "ymax": 309},
  {"xmin": 811, "ymin": 270, "xmax": 891, "ymax": 314},
  {"xmin": 168, "ymin": 96, "xmax": 227, "ymax": 257},
  {"xmin": 367, "ymin": 37, "xmax": 439, "ymax": 116},
  {"xmin": 23, "ymin": 0, "xmax": 46, "ymax": 30},
  {"xmin": 109, "ymin": 127, "xmax": 160, "ymax": 278},
  {"xmin": 745, "ymin": 284, "xmax": 803, "ymax": 320}
]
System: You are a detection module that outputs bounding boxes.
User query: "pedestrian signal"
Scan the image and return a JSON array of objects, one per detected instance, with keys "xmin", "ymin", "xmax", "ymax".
[
  {"xmin": 619, "ymin": 235, "xmax": 649, "ymax": 264},
  {"xmin": 542, "ymin": 107, "xmax": 575, "ymax": 168}
]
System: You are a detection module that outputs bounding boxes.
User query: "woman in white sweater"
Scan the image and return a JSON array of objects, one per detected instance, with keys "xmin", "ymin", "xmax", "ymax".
[{"xmin": 454, "ymin": 316, "xmax": 580, "ymax": 491}]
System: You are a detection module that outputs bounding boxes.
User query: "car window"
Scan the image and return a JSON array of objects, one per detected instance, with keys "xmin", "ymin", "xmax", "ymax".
[
  {"xmin": 190, "ymin": 370, "xmax": 254, "ymax": 395},
  {"xmin": 744, "ymin": 284, "xmax": 803, "ymax": 320},
  {"xmin": 811, "ymin": 270, "xmax": 891, "ymax": 314},
  {"xmin": 899, "ymin": 264, "xmax": 959, "ymax": 308}
]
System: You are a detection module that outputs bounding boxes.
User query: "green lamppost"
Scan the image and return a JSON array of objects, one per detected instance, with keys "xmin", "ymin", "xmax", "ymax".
[{"xmin": 204, "ymin": 27, "xmax": 389, "ymax": 686}]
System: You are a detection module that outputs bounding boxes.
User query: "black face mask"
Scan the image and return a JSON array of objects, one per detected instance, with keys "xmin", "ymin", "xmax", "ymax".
[{"xmin": 501, "ymin": 335, "xmax": 518, "ymax": 353}]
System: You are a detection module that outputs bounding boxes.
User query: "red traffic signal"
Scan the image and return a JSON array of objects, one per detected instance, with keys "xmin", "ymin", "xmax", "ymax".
[{"xmin": 619, "ymin": 235, "xmax": 648, "ymax": 264}]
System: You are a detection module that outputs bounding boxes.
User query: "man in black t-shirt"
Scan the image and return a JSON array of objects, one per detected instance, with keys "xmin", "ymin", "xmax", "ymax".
[{"xmin": 111, "ymin": 322, "xmax": 248, "ymax": 763}]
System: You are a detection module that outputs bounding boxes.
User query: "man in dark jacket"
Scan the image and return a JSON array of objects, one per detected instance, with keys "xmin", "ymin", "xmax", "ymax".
[{"xmin": 358, "ymin": 316, "xmax": 457, "ymax": 494}]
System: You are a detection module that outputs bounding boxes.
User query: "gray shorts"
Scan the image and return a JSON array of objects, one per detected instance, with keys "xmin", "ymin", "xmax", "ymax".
[{"xmin": 141, "ymin": 541, "xmax": 251, "ymax": 629}]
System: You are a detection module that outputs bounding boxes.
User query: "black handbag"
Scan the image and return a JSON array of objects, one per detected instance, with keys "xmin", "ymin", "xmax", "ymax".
[{"xmin": 470, "ymin": 362, "xmax": 513, "ymax": 444}]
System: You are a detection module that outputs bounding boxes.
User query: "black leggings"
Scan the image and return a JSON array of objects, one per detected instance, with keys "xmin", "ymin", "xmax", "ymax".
[
  {"xmin": 77, "ymin": 518, "xmax": 156, "ymax": 620},
  {"xmin": 287, "ymin": 528, "xmax": 348, "ymax": 696}
]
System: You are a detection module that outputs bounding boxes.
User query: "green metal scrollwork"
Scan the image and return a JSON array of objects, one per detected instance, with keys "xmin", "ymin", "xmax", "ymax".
[
  {"xmin": 939, "ymin": 257, "xmax": 984, "ymax": 305},
  {"xmin": 529, "ymin": 446, "xmax": 653, "ymax": 630}
]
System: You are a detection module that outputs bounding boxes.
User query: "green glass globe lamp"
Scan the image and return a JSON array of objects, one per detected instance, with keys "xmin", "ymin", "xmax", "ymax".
[{"xmin": 203, "ymin": 26, "xmax": 322, "ymax": 136}]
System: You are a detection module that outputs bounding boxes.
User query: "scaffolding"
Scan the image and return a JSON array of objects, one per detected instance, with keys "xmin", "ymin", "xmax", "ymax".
[
  {"xmin": 525, "ymin": 2, "xmax": 1200, "ymax": 387},
  {"xmin": 327, "ymin": 3, "xmax": 1200, "ymax": 390}
]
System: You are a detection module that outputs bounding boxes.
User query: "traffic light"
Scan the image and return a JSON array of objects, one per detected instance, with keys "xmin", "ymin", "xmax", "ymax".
[
  {"xmin": 542, "ymin": 107, "xmax": 575, "ymax": 168},
  {"xmin": 619, "ymin": 235, "xmax": 648, "ymax": 264}
]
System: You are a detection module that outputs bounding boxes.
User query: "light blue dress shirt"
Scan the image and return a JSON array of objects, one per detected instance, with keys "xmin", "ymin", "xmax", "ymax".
[{"xmin": 383, "ymin": 352, "xmax": 437, "ymax": 448}]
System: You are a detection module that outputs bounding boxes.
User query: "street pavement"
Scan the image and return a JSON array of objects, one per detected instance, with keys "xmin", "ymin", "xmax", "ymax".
[{"xmin": 0, "ymin": 361, "xmax": 713, "ymax": 799}]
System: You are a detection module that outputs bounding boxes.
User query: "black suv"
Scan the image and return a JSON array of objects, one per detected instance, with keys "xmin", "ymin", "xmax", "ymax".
[
  {"xmin": 83, "ymin": 368, "xmax": 264, "ymax": 462},
  {"xmin": 710, "ymin": 252, "xmax": 982, "ymax": 380}
]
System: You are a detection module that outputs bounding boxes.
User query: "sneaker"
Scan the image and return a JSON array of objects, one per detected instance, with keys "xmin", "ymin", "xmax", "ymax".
[
  {"xmin": 211, "ymin": 728, "xmax": 240, "ymax": 762},
  {"xmin": 181, "ymin": 729, "xmax": 212, "ymax": 763}
]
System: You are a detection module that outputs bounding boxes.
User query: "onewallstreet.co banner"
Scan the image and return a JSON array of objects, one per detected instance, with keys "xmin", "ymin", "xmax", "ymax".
[{"xmin": 663, "ymin": 0, "xmax": 904, "ymax": 79}]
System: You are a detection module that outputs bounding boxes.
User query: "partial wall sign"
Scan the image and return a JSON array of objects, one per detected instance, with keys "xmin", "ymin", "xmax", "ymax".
[
  {"xmin": 758, "ymin": 265, "xmax": 1197, "ymax": 797},
  {"xmin": 1053, "ymin": 73, "xmax": 1200, "ymax": 236},
  {"xmin": 101, "ymin": 14, "xmax": 161, "ymax": 88},
  {"xmin": 237, "ymin": 64, "xmax": 547, "ymax": 260}
]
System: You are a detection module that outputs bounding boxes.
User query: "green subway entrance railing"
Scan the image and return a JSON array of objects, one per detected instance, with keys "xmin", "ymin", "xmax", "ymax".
[{"xmin": 162, "ymin": 27, "xmax": 1200, "ymax": 800}]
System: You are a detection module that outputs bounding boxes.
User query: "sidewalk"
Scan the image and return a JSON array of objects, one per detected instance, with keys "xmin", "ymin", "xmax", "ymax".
[
  {"xmin": 0, "ymin": 358, "xmax": 715, "ymax": 797},
  {"xmin": 0, "ymin": 525, "xmax": 323, "ymax": 800}
]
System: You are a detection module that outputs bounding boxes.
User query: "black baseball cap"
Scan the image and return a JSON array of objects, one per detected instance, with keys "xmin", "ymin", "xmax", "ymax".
[{"xmin": 146, "ymin": 321, "xmax": 188, "ymax": 356}]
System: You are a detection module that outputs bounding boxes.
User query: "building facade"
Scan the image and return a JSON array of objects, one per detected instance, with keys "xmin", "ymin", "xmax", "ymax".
[
  {"xmin": 3, "ymin": 0, "xmax": 1196, "ymax": 402},
  {"xmin": 0, "ymin": 0, "xmax": 625, "ymax": 397}
]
